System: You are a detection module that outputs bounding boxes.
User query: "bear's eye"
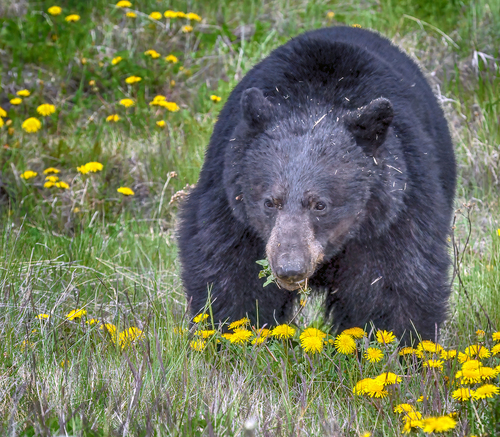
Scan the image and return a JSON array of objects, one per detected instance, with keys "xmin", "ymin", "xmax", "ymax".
[
  {"xmin": 264, "ymin": 199, "xmax": 274, "ymax": 209},
  {"xmin": 314, "ymin": 201, "xmax": 327, "ymax": 211}
]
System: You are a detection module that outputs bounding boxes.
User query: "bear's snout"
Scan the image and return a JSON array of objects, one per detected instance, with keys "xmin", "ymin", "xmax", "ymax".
[
  {"xmin": 274, "ymin": 256, "xmax": 308, "ymax": 283},
  {"xmin": 265, "ymin": 213, "xmax": 324, "ymax": 290}
]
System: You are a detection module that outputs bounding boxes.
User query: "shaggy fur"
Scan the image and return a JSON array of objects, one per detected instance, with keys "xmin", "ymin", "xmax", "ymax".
[{"xmin": 178, "ymin": 26, "xmax": 456, "ymax": 341}]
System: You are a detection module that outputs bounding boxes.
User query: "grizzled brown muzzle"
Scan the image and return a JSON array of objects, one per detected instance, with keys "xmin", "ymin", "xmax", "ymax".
[{"xmin": 265, "ymin": 213, "xmax": 324, "ymax": 290}]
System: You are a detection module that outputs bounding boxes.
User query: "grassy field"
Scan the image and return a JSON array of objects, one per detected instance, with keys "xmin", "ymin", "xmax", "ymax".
[{"xmin": 1, "ymin": 0, "xmax": 500, "ymax": 435}]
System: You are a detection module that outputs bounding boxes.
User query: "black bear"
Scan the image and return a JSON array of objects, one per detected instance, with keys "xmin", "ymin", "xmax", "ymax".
[{"xmin": 178, "ymin": 26, "xmax": 456, "ymax": 341}]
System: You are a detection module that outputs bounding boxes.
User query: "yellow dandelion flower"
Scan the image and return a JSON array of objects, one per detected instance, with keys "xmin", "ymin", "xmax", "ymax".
[
  {"xmin": 158, "ymin": 100, "xmax": 180, "ymax": 112},
  {"xmin": 126, "ymin": 11, "xmax": 136, "ymax": 18},
  {"xmin": 476, "ymin": 329, "xmax": 486, "ymax": 338},
  {"xmin": 119, "ymin": 327, "xmax": 144, "ymax": 348},
  {"xmin": 181, "ymin": 25, "xmax": 193, "ymax": 33},
  {"xmin": 193, "ymin": 313, "xmax": 209, "ymax": 323},
  {"xmin": 376, "ymin": 329, "xmax": 396, "ymax": 344},
  {"xmin": 164, "ymin": 54, "xmax": 178, "ymax": 63},
  {"xmin": 395, "ymin": 404, "xmax": 423, "ymax": 432},
  {"xmin": 353, "ymin": 378, "xmax": 375, "ymax": 395},
  {"xmin": 228, "ymin": 317, "xmax": 250, "ymax": 330},
  {"xmin": 100, "ymin": 323, "xmax": 117, "ymax": 336},
  {"xmin": 37, "ymin": 104, "xmax": 56, "ymax": 116},
  {"xmin": 479, "ymin": 366, "xmax": 498, "ymax": 380},
  {"xmin": 156, "ymin": 120, "xmax": 165, "ymax": 127},
  {"xmin": 145, "ymin": 49, "xmax": 161, "ymax": 59},
  {"xmin": 402, "ymin": 417, "xmax": 424, "ymax": 433},
  {"xmin": 48, "ymin": 6, "xmax": 62, "ymax": 15},
  {"xmin": 20, "ymin": 170, "xmax": 37, "ymax": 180},
  {"xmin": 441, "ymin": 349, "xmax": 457, "ymax": 360},
  {"xmin": 422, "ymin": 416, "xmax": 457, "ymax": 433},
  {"xmin": 65, "ymin": 14, "xmax": 80, "ymax": 22},
  {"xmin": 22, "ymin": 117, "xmax": 42, "ymax": 133},
  {"xmin": 176, "ymin": 12, "xmax": 187, "ymax": 18},
  {"xmin": 399, "ymin": 346, "xmax": 417, "ymax": 356},
  {"xmin": 106, "ymin": 114, "xmax": 120, "ymax": 122},
  {"xmin": 452, "ymin": 387, "xmax": 474, "ymax": 401},
  {"xmin": 16, "ymin": 89, "xmax": 30, "ymax": 97},
  {"xmin": 111, "ymin": 56, "xmax": 123, "ymax": 65},
  {"xmin": 375, "ymin": 372, "xmax": 401, "ymax": 386},
  {"xmin": 472, "ymin": 384, "xmax": 499, "ymax": 399},
  {"xmin": 119, "ymin": 98, "xmax": 135, "ymax": 107},
  {"xmin": 416, "ymin": 340, "xmax": 443, "ymax": 357},
  {"xmin": 457, "ymin": 360, "xmax": 483, "ymax": 384},
  {"xmin": 360, "ymin": 432, "xmax": 371, "ymax": 437},
  {"xmin": 497, "ymin": 229, "xmax": 500, "ymax": 237},
  {"xmin": 326, "ymin": 11, "xmax": 335, "ymax": 19},
  {"xmin": 117, "ymin": 186, "xmax": 134, "ymax": 196},
  {"xmin": 423, "ymin": 359, "xmax": 444, "ymax": 370},
  {"xmin": 115, "ymin": 0, "xmax": 132, "ymax": 7},
  {"xmin": 210, "ymin": 94, "xmax": 222, "ymax": 102},
  {"xmin": 301, "ymin": 335, "xmax": 324, "ymax": 354},
  {"xmin": 43, "ymin": 167, "xmax": 60, "ymax": 174},
  {"xmin": 493, "ymin": 331, "xmax": 500, "ymax": 342},
  {"xmin": 394, "ymin": 403, "xmax": 417, "ymax": 414},
  {"xmin": 149, "ymin": 11, "xmax": 162, "ymax": 20},
  {"xmin": 417, "ymin": 340, "xmax": 443, "ymax": 354},
  {"xmin": 186, "ymin": 12, "xmax": 202, "ymax": 21},
  {"xmin": 86, "ymin": 318, "xmax": 99, "ymax": 325},
  {"xmin": 341, "ymin": 327, "xmax": 366, "ymax": 338},
  {"xmin": 464, "ymin": 344, "xmax": 490, "ymax": 359},
  {"xmin": 195, "ymin": 330, "xmax": 216, "ymax": 338},
  {"xmin": 300, "ymin": 327, "xmax": 327, "ymax": 341},
  {"xmin": 364, "ymin": 347, "xmax": 383, "ymax": 363},
  {"xmin": 491, "ymin": 344, "xmax": 500, "ymax": 355},
  {"xmin": 77, "ymin": 162, "xmax": 103, "ymax": 174},
  {"xmin": 229, "ymin": 328, "xmax": 253, "ymax": 344},
  {"xmin": 190, "ymin": 339, "xmax": 206, "ymax": 351},
  {"xmin": 0, "ymin": 106, "xmax": 6, "ymax": 117},
  {"xmin": 252, "ymin": 328, "xmax": 271, "ymax": 344},
  {"xmin": 45, "ymin": 175, "xmax": 59, "ymax": 182},
  {"xmin": 66, "ymin": 308, "xmax": 86, "ymax": 320},
  {"xmin": 0, "ymin": 118, "xmax": 4, "ymax": 128},
  {"xmin": 352, "ymin": 24, "xmax": 362, "ymax": 28},
  {"xmin": 365, "ymin": 380, "xmax": 388, "ymax": 398},
  {"xmin": 458, "ymin": 352, "xmax": 469, "ymax": 363},
  {"xmin": 35, "ymin": 313, "xmax": 50, "ymax": 320},
  {"xmin": 333, "ymin": 333, "xmax": 356, "ymax": 354},
  {"xmin": 150, "ymin": 95, "xmax": 167, "ymax": 104},
  {"xmin": 56, "ymin": 181, "xmax": 69, "ymax": 189},
  {"xmin": 10, "ymin": 98, "xmax": 22, "ymax": 105},
  {"xmin": 221, "ymin": 333, "xmax": 232, "ymax": 340},
  {"xmin": 271, "ymin": 324, "xmax": 296, "ymax": 340},
  {"xmin": 164, "ymin": 10, "xmax": 177, "ymax": 18},
  {"xmin": 44, "ymin": 181, "xmax": 55, "ymax": 188},
  {"xmin": 125, "ymin": 75, "xmax": 142, "ymax": 84}
]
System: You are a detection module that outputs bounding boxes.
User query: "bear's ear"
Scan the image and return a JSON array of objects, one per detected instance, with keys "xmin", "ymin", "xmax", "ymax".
[
  {"xmin": 346, "ymin": 98, "xmax": 394, "ymax": 154},
  {"xmin": 241, "ymin": 87, "xmax": 273, "ymax": 130}
]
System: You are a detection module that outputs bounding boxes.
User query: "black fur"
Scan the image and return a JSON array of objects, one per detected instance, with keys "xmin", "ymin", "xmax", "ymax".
[{"xmin": 178, "ymin": 26, "xmax": 456, "ymax": 342}]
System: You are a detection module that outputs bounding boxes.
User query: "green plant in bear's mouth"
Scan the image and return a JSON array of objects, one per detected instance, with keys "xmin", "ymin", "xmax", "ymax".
[
  {"xmin": 256, "ymin": 258, "xmax": 276, "ymax": 287},
  {"xmin": 256, "ymin": 258, "xmax": 312, "ymax": 300}
]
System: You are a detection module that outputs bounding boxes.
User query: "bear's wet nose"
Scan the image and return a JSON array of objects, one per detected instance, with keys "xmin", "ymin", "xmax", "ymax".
[{"xmin": 275, "ymin": 263, "xmax": 307, "ymax": 282}]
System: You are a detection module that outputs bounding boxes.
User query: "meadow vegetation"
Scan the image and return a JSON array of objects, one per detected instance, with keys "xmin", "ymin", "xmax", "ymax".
[{"xmin": 0, "ymin": 0, "xmax": 499, "ymax": 435}]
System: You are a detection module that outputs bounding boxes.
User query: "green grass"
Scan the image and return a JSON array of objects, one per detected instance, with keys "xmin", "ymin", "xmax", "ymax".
[{"xmin": 1, "ymin": 0, "xmax": 500, "ymax": 435}]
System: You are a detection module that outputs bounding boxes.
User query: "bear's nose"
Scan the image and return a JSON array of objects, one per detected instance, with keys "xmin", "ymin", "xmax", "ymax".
[{"xmin": 275, "ymin": 263, "xmax": 307, "ymax": 283}]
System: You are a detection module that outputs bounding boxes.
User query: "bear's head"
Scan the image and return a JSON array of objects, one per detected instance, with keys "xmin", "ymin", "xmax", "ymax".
[{"xmin": 224, "ymin": 87, "xmax": 403, "ymax": 291}]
